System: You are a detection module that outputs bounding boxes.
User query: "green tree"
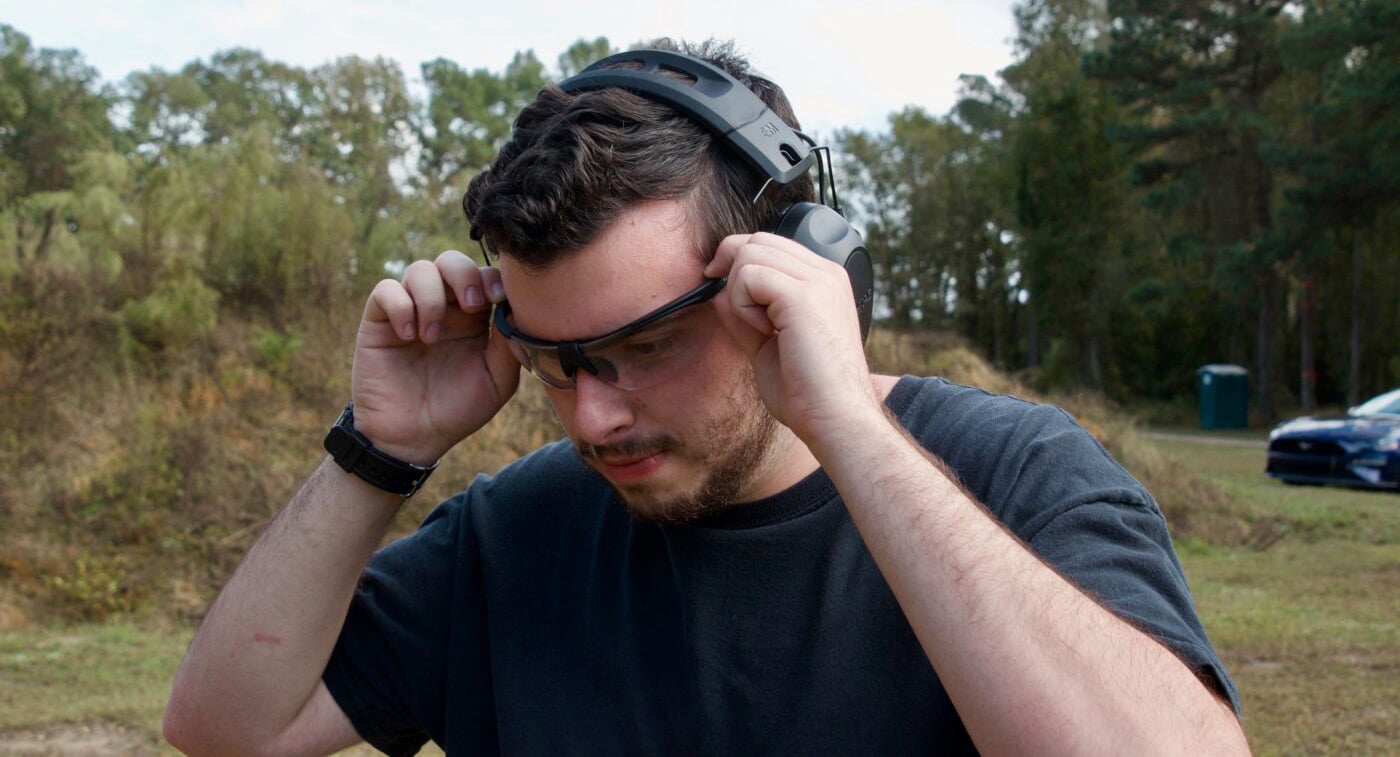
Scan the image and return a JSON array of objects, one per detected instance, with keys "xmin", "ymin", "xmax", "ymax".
[
  {"xmin": 840, "ymin": 99, "xmax": 1020, "ymax": 367},
  {"xmin": 417, "ymin": 50, "xmax": 547, "ymax": 190},
  {"xmin": 1088, "ymin": 0, "xmax": 1292, "ymax": 420},
  {"xmin": 1005, "ymin": 0, "xmax": 1138, "ymax": 391},
  {"xmin": 557, "ymin": 37, "xmax": 616, "ymax": 78},
  {"xmin": 0, "ymin": 25, "xmax": 113, "ymax": 264},
  {"xmin": 1267, "ymin": 0, "xmax": 1400, "ymax": 405}
]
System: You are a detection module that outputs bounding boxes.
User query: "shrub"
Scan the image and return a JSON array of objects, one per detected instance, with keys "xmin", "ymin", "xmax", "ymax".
[{"xmin": 120, "ymin": 273, "xmax": 219, "ymax": 351}]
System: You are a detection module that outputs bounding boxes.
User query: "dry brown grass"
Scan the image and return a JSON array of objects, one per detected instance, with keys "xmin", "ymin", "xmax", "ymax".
[
  {"xmin": 866, "ymin": 329, "xmax": 1276, "ymax": 548},
  {"xmin": 0, "ymin": 324, "xmax": 1272, "ymax": 625}
]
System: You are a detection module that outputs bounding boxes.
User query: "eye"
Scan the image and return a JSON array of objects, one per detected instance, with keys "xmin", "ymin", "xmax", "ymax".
[{"xmin": 623, "ymin": 335, "xmax": 678, "ymax": 359}]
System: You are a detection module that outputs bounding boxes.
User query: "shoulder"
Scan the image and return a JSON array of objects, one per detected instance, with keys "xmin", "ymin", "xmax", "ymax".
[{"xmin": 884, "ymin": 375, "xmax": 1155, "ymax": 536}]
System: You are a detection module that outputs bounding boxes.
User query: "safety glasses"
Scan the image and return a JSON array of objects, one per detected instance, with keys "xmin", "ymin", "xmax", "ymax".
[{"xmin": 494, "ymin": 277, "xmax": 727, "ymax": 390}]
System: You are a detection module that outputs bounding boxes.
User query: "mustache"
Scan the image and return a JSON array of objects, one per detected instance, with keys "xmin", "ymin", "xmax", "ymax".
[{"xmin": 576, "ymin": 434, "xmax": 679, "ymax": 462}]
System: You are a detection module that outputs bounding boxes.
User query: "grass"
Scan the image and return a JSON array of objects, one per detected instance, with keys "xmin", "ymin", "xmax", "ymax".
[
  {"xmin": 1152, "ymin": 436, "xmax": 1399, "ymax": 755},
  {"xmin": 1184, "ymin": 544, "xmax": 1398, "ymax": 755},
  {"xmin": 0, "ymin": 622, "xmax": 445, "ymax": 755},
  {"xmin": 0, "ymin": 623, "xmax": 185, "ymax": 752},
  {"xmin": 1150, "ymin": 437, "xmax": 1399, "ymax": 545}
]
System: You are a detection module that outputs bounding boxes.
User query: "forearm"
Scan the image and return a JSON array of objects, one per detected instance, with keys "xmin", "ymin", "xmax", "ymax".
[
  {"xmin": 164, "ymin": 457, "xmax": 403, "ymax": 754},
  {"xmin": 811, "ymin": 409, "xmax": 1247, "ymax": 755}
]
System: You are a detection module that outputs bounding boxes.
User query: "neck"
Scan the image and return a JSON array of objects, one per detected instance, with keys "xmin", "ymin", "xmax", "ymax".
[
  {"xmin": 736, "ymin": 373, "xmax": 901, "ymax": 503},
  {"xmin": 735, "ymin": 423, "xmax": 821, "ymax": 503}
]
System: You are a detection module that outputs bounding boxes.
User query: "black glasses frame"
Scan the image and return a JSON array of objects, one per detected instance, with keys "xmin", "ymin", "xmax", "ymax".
[{"xmin": 494, "ymin": 277, "xmax": 727, "ymax": 387}]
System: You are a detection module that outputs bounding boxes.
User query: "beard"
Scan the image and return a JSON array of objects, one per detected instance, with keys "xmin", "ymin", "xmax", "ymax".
[{"xmin": 572, "ymin": 367, "xmax": 780, "ymax": 525}]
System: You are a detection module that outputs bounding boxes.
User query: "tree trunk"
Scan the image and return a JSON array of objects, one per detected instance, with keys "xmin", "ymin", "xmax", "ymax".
[
  {"xmin": 1086, "ymin": 327, "xmax": 1104, "ymax": 391},
  {"xmin": 1348, "ymin": 228, "xmax": 1363, "ymax": 407},
  {"xmin": 1300, "ymin": 275, "xmax": 1316, "ymax": 413},
  {"xmin": 1026, "ymin": 298, "xmax": 1039, "ymax": 369},
  {"xmin": 15, "ymin": 215, "xmax": 26, "ymax": 265},
  {"xmin": 33, "ymin": 209, "xmax": 56, "ymax": 261},
  {"xmin": 1256, "ymin": 279, "xmax": 1274, "ymax": 426}
]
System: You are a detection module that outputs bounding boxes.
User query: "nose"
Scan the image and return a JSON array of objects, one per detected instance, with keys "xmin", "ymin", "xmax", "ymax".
[{"xmin": 568, "ymin": 370, "xmax": 636, "ymax": 446}]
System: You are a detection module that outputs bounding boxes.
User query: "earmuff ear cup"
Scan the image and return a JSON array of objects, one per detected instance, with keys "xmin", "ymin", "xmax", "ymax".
[{"xmin": 769, "ymin": 202, "xmax": 874, "ymax": 342}]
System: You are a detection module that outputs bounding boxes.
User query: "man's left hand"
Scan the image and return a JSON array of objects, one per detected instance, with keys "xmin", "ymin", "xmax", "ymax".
[{"xmin": 705, "ymin": 232, "xmax": 881, "ymax": 444}]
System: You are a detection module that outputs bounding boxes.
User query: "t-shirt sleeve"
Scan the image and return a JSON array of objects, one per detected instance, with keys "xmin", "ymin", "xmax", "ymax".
[
  {"xmin": 321, "ymin": 490, "xmax": 477, "ymax": 756},
  {"xmin": 1025, "ymin": 496, "xmax": 1242, "ymax": 715},
  {"xmin": 889, "ymin": 378, "xmax": 1241, "ymax": 716}
]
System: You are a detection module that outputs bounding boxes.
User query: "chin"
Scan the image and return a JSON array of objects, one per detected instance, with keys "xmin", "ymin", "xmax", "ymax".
[
  {"xmin": 606, "ymin": 449, "xmax": 765, "ymax": 525},
  {"xmin": 611, "ymin": 483, "xmax": 729, "ymax": 525},
  {"xmin": 572, "ymin": 363, "xmax": 781, "ymax": 524}
]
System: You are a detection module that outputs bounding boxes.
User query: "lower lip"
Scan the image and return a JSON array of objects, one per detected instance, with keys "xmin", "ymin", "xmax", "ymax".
[{"xmin": 599, "ymin": 452, "xmax": 667, "ymax": 482}]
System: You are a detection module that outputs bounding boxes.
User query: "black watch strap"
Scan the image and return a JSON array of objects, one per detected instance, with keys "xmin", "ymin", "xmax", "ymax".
[{"xmin": 323, "ymin": 403, "xmax": 438, "ymax": 497}]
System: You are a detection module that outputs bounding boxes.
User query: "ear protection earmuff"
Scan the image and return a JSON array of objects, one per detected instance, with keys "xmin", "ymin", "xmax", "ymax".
[{"xmin": 557, "ymin": 49, "xmax": 875, "ymax": 342}]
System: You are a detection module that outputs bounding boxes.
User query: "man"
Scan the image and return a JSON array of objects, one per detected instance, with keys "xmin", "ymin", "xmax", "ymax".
[{"xmin": 164, "ymin": 40, "xmax": 1247, "ymax": 755}]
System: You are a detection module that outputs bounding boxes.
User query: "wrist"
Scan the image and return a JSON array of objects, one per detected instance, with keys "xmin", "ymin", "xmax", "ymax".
[
  {"xmin": 803, "ymin": 398, "xmax": 894, "ymax": 464},
  {"xmin": 349, "ymin": 413, "xmax": 446, "ymax": 468},
  {"xmin": 324, "ymin": 404, "xmax": 439, "ymax": 497},
  {"xmin": 359, "ymin": 435, "xmax": 444, "ymax": 469}
]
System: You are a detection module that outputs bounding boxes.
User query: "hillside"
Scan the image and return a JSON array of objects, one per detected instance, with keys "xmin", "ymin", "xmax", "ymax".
[{"xmin": 0, "ymin": 322, "xmax": 1273, "ymax": 626}]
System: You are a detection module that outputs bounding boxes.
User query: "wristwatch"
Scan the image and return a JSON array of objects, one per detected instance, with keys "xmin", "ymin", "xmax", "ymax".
[{"xmin": 323, "ymin": 403, "xmax": 438, "ymax": 497}]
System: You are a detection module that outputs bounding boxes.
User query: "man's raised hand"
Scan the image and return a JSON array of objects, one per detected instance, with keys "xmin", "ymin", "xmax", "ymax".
[
  {"xmin": 704, "ymin": 232, "xmax": 880, "ymax": 445},
  {"xmin": 351, "ymin": 250, "xmax": 520, "ymax": 466}
]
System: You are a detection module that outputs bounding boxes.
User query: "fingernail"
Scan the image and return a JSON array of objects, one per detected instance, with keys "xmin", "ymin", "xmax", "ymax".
[
  {"xmin": 426, "ymin": 322, "xmax": 443, "ymax": 343},
  {"xmin": 489, "ymin": 282, "xmax": 505, "ymax": 301},
  {"xmin": 464, "ymin": 286, "xmax": 483, "ymax": 307},
  {"xmin": 401, "ymin": 322, "xmax": 416, "ymax": 340}
]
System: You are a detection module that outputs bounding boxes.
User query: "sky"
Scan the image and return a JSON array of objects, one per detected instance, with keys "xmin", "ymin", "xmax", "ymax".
[{"xmin": 6, "ymin": 0, "xmax": 1021, "ymax": 136}]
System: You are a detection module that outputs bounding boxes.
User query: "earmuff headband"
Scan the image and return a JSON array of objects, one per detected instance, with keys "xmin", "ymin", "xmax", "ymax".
[{"xmin": 559, "ymin": 50, "xmax": 817, "ymax": 186}]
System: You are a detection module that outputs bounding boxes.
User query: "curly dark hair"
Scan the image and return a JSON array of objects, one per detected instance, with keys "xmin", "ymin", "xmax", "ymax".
[{"xmin": 462, "ymin": 38, "xmax": 815, "ymax": 268}]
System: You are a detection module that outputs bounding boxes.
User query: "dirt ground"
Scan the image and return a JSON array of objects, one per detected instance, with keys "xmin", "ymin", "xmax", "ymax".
[{"xmin": 0, "ymin": 723, "xmax": 155, "ymax": 756}]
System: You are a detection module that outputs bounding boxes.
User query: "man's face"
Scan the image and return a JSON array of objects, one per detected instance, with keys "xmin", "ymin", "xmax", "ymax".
[{"xmin": 498, "ymin": 200, "xmax": 782, "ymax": 523}]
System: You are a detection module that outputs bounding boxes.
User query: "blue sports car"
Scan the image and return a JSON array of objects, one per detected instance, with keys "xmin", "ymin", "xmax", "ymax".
[{"xmin": 1266, "ymin": 388, "xmax": 1400, "ymax": 490}]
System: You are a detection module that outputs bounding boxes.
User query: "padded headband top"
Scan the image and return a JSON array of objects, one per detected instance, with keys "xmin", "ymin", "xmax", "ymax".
[{"xmin": 558, "ymin": 49, "xmax": 816, "ymax": 186}]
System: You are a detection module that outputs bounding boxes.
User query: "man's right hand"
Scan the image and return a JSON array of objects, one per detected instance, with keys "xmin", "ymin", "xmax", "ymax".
[{"xmin": 351, "ymin": 250, "xmax": 520, "ymax": 466}]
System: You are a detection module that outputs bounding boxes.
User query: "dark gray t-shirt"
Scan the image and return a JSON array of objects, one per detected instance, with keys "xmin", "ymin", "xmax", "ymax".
[{"xmin": 323, "ymin": 376, "xmax": 1238, "ymax": 755}]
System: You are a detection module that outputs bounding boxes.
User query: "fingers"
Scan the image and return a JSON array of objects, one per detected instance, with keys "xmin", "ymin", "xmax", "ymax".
[
  {"xmin": 435, "ymin": 250, "xmax": 486, "ymax": 312},
  {"xmin": 705, "ymin": 232, "xmax": 834, "ymax": 280},
  {"xmin": 364, "ymin": 278, "xmax": 418, "ymax": 341},
  {"xmin": 706, "ymin": 232, "xmax": 851, "ymax": 339},
  {"xmin": 711, "ymin": 265, "xmax": 797, "ymax": 360},
  {"xmin": 434, "ymin": 250, "xmax": 508, "ymax": 313},
  {"xmin": 727, "ymin": 264, "xmax": 804, "ymax": 335},
  {"xmin": 402, "ymin": 259, "xmax": 450, "ymax": 343},
  {"xmin": 363, "ymin": 251, "xmax": 508, "ymax": 346}
]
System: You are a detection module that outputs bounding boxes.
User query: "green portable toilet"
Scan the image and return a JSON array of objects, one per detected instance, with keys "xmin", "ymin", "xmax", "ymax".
[{"xmin": 1197, "ymin": 364, "xmax": 1249, "ymax": 430}]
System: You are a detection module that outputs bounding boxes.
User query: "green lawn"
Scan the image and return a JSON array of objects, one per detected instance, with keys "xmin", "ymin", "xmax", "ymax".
[
  {"xmin": 0, "ymin": 623, "xmax": 185, "ymax": 753},
  {"xmin": 1150, "ymin": 436, "xmax": 1399, "ymax": 755},
  {"xmin": 1150, "ymin": 436, "xmax": 1399, "ymax": 545},
  {"xmin": 0, "ymin": 623, "xmax": 439, "ymax": 755}
]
